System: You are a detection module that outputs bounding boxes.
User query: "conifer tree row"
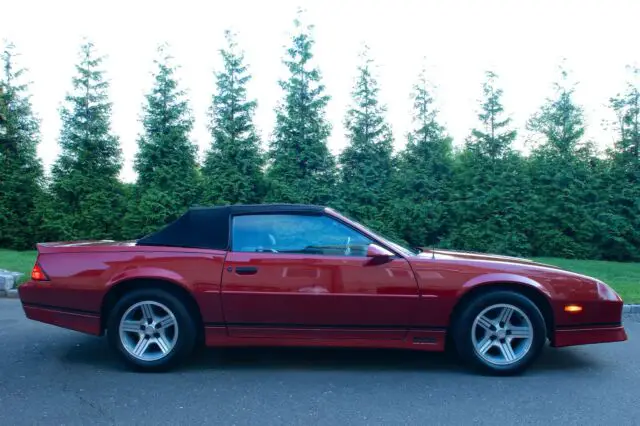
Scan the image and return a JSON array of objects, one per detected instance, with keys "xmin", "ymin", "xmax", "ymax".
[{"xmin": 1, "ymin": 20, "xmax": 639, "ymax": 262}]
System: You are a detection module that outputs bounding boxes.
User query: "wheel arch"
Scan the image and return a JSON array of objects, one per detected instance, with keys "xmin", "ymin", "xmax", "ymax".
[
  {"xmin": 100, "ymin": 277, "xmax": 204, "ymax": 338},
  {"xmin": 449, "ymin": 281, "xmax": 555, "ymax": 341}
]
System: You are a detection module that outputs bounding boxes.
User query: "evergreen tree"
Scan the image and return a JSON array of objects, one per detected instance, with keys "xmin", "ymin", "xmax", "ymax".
[
  {"xmin": 265, "ymin": 15, "xmax": 337, "ymax": 205},
  {"xmin": 528, "ymin": 68, "xmax": 585, "ymax": 156},
  {"xmin": 446, "ymin": 71, "xmax": 532, "ymax": 255},
  {"xmin": 610, "ymin": 67, "xmax": 640, "ymax": 168},
  {"xmin": 202, "ymin": 30, "xmax": 265, "ymax": 205},
  {"xmin": 338, "ymin": 48, "xmax": 394, "ymax": 231},
  {"xmin": 468, "ymin": 71, "xmax": 517, "ymax": 159},
  {"xmin": 46, "ymin": 41, "xmax": 125, "ymax": 241},
  {"xmin": 124, "ymin": 44, "xmax": 200, "ymax": 238},
  {"xmin": 597, "ymin": 67, "xmax": 640, "ymax": 260},
  {"xmin": 385, "ymin": 68, "xmax": 453, "ymax": 246},
  {"xmin": 0, "ymin": 43, "xmax": 44, "ymax": 249},
  {"xmin": 526, "ymin": 67, "xmax": 597, "ymax": 258}
]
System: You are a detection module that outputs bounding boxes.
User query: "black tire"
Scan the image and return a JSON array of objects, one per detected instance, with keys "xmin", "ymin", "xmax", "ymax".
[
  {"xmin": 452, "ymin": 290, "xmax": 547, "ymax": 376},
  {"xmin": 107, "ymin": 288, "xmax": 197, "ymax": 372}
]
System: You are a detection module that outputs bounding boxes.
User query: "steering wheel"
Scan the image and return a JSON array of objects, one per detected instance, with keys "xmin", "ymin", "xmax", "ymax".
[
  {"xmin": 257, "ymin": 247, "xmax": 279, "ymax": 253},
  {"xmin": 256, "ymin": 233, "xmax": 279, "ymax": 253}
]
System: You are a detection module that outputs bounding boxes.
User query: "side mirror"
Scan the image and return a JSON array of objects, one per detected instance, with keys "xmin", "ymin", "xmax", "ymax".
[{"xmin": 366, "ymin": 243, "xmax": 394, "ymax": 258}]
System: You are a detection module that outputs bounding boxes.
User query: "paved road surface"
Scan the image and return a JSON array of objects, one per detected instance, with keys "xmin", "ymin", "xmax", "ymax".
[{"xmin": 0, "ymin": 299, "xmax": 638, "ymax": 425}]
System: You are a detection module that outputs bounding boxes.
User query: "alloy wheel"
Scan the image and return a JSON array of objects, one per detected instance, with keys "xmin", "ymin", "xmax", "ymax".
[
  {"xmin": 118, "ymin": 301, "xmax": 179, "ymax": 362},
  {"xmin": 471, "ymin": 303, "xmax": 534, "ymax": 366}
]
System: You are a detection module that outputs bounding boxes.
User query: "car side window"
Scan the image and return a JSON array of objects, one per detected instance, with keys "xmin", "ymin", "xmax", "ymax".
[{"xmin": 231, "ymin": 214, "xmax": 373, "ymax": 256}]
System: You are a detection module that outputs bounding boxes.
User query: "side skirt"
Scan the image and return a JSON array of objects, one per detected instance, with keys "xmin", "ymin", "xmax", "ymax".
[{"xmin": 204, "ymin": 326, "xmax": 446, "ymax": 352}]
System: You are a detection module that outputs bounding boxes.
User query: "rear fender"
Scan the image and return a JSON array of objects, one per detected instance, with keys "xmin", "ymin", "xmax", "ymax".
[
  {"xmin": 101, "ymin": 266, "xmax": 224, "ymax": 326},
  {"xmin": 106, "ymin": 267, "xmax": 190, "ymax": 291}
]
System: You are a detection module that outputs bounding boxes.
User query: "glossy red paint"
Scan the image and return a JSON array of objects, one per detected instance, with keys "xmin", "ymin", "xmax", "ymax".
[
  {"xmin": 20, "ymin": 245, "xmax": 227, "ymax": 325},
  {"xmin": 221, "ymin": 251, "xmax": 419, "ymax": 339},
  {"xmin": 18, "ymin": 206, "xmax": 627, "ymax": 356}
]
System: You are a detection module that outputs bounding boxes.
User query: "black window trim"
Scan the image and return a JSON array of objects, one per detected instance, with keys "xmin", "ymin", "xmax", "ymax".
[{"xmin": 228, "ymin": 211, "xmax": 403, "ymax": 259}]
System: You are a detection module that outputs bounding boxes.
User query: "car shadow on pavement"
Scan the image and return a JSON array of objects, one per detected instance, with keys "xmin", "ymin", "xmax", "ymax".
[
  {"xmin": 191, "ymin": 345, "xmax": 597, "ymax": 375},
  {"xmin": 60, "ymin": 335, "xmax": 599, "ymax": 375}
]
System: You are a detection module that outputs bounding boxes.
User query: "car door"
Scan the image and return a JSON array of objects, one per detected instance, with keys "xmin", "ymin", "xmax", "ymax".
[{"xmin": 221, "ymin": 212, "xmax": 420, "ymax": 340}]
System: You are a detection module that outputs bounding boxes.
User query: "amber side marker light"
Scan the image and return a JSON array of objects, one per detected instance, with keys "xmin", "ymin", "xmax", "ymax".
[
  {"xmin": 564, "ymin": 304, "xmax": 583, "ymax": 313},
  {"xmin": 31, "ymin": 263, "xmax": 49, "ymax": 281}
]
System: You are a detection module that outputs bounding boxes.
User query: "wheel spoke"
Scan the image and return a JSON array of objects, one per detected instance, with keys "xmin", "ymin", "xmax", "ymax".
[
  {"xmin": 476, "ymin": 315, "xmax": 494, "ymax": 332},
  {"xmin": 476, "ymin": 336, "xmax": 494, "ymax": 355},
  {"xmin": 132, "ymin": 336, "xmax": 151, "ymax": 357},
  {"xmin": 121, "ymin": 320, "xmax": 142, "ymax": 333},
  {"xmin": 155, "ymin": 334, "xmax": 172, "ymax": 354},
  {"xmin": 157, "ymin": 315, "xmax": 176, "ymax": 328},
  {"xmin": 140, "ymin": 303, "xmax": 154, "ymax": 322},
  {"xmin": 499, "ymin": 341, "xmax": 516, "ymax": 362},
  {"xmin": 497, "ymin": 307, "xmax": 514, "ymax": 325},
  {"xmin": 509, "ymin": 326, "xmax": 531, "ymax": 338}
]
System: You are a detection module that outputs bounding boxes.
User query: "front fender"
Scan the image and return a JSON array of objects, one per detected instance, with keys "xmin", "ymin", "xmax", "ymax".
[{"xmin": 459, "ymin": 273, "xmax": 554, "ymax": 299}]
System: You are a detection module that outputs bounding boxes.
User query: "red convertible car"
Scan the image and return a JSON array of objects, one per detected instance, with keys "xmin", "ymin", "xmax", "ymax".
[{"xmin": 18, "ymin": 204, "xmax": 627, "ymax": 375}]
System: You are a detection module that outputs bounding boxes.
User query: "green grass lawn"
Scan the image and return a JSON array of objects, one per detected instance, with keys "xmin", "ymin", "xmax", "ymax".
[
  {"xmin": 0, "ymin": 249, "xmax": 37, "ymax": 284},
  {"xmin": 0, "ymin": 249, "xmax": 638, "ymax": 302}
]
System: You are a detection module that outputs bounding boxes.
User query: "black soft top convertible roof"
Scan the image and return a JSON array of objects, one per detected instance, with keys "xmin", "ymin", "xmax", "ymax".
[{"xmin": 136, "ymin": 204, "xmax": 326, "ymax": 250}]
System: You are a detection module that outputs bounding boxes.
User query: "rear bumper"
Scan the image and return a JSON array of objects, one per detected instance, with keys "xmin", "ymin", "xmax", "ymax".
[
  {"xmin": 552, "ymin": 324, "xmax": 627, "ymax": 348},
  {"xmin": 21, "ymin": 303, "xmax": 102, "ymax": 336},
  {"xmin": 18, "ymin": 280, "xmax": 103, "ymax": 335}
]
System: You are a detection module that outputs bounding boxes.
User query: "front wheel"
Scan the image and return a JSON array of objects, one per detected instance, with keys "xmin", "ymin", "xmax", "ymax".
[
  {"xmin": 107, "ymin": 289, "xmax": 197, "ymax": 372},
  {"xmin": 452, "ymin": 291, "xmax": 547, "ymax": 375}
]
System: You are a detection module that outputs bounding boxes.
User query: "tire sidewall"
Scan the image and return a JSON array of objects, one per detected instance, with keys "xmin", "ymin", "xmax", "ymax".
[
  {"xmin": 107, "ymin": 289, "xmax": 196, "ymax": 371},
  {"xmin": 453, "ymin": 290, "xmax": 547, "ymax": 375}
]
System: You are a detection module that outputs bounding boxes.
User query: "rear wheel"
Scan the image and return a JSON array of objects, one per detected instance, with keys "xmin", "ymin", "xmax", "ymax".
[
  {"xmin": 453, "ymin": 290, "xmax": 547, "ymax": 375},
  {"xmin": 107, "ymin": 288, "xmax": 197, "ymax": 372}
]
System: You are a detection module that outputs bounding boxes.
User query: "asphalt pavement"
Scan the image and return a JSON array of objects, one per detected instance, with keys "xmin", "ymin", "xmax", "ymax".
[{"xmin": 0, "ymin": 298, "xmax": 638, "ymax": 425}]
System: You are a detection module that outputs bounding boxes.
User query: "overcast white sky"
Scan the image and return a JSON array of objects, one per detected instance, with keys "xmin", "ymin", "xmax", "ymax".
[{"xmin": 2, "ymin": 0, "xmax": 640, "ymax": 182}]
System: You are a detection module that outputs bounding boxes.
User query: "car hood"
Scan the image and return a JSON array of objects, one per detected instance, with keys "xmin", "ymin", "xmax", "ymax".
[{"xmin": 415, "ymin": 248, "xmax": 563, "ymax": 270}]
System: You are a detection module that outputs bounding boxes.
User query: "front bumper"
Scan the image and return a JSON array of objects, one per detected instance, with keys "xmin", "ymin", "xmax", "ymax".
[
  {"xmin": 552, "ymin": 324, "xmax": 627, "ymax": 347},
  {"xmin": 551, "ymin": 278, "xmax": 627, "ymax": 347}
]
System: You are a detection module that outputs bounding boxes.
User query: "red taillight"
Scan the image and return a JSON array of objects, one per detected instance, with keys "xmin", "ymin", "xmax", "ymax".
[{"xmin": 31, "ymin": 263, "xmax": 49, "ymax": 281}]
